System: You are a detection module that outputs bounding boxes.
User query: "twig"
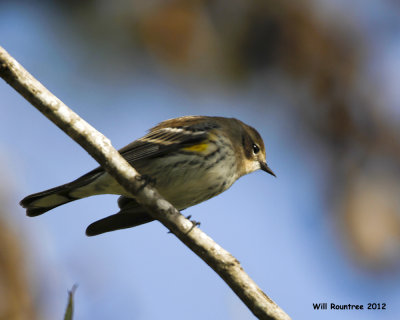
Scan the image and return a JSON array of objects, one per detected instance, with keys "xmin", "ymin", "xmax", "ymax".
[
  {"xmin": 0, "ymin": 46, "xmax": 291, "ymax": 320},
  {"xmin": 63, "ymin": 284, "xmax": 78, "ymax": 320}
]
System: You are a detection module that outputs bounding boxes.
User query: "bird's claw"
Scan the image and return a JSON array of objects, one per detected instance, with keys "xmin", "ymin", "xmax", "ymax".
[
  {"xmin": 186, "ymin": 215, "xmax": 201, "ymax": 233},
  {"xmin": 166, "ymin": 215, "xmax": 201, "ymax": 234},
  {"xmin": 139, "ymin": 175, "xmax": 157, "ymax": 186}
]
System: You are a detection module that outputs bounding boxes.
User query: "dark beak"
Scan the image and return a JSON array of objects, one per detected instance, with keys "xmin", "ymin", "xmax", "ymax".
[{"xmin": 260, "ymin": 162, "xmax": 276, "ymax": 177}]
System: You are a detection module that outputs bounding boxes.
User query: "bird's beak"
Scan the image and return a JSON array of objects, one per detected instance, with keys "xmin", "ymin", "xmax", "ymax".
[{"xmin": 260, "ymin": 162, "xmax": 276, "ymax": 177}]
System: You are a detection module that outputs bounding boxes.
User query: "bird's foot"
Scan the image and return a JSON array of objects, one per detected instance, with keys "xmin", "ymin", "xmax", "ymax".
[
  {"xmin": 166, "ymin": 215, "xmax": 201, "ymax": 234},
  {"xmin": 136, "ymin": 174, "xmax": 157, "ymax": 191},
  {"xmin": 186, "ymin": 215, "xmax": 201, "ymax": 233}
]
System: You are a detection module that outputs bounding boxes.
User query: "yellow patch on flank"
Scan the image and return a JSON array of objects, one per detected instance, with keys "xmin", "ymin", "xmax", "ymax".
[{"xmin": 183, "ymin": 142, "xmax": 209, "ymax": 153}]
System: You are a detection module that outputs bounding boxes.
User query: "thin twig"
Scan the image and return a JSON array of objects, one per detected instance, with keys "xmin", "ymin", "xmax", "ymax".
[
  {"xmin": 63, "ymin": 284, "xmax": 78, "ymax": 320},
  {"xmin": 0, "ymin": 46, "xmax": 291, "ymax": 320}
]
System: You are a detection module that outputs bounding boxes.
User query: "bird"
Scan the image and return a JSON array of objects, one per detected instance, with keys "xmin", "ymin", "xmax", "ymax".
[{"xmin": 20, "ymin": 116, "xmax": 275, "ymax": 236}]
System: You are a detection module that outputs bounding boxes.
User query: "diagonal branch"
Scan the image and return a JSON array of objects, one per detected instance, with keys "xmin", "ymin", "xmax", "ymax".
[{"xmin": 0, "ymin": 46, "xmax": 291, "ymax": 320}]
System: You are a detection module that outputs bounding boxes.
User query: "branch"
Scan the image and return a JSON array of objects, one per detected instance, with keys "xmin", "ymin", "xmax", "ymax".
[{"xmin": 0, "ymin": 46, "xmax": 291, "ymax": 320}]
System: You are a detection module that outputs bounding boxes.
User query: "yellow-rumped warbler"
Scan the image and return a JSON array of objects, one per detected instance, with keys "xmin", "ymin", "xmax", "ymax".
[{"xmin": 20, "ymin": 116, "xmax": 275, "ymax": 236}]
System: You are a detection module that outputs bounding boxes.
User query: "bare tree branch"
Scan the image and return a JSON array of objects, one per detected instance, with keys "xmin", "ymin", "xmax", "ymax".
[{"xmin": 0, "ymin": 46, "xmax": 291, "ymax": 320}]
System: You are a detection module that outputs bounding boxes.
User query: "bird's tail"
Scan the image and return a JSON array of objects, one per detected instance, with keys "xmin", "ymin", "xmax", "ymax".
[
  {"xmin": 20, "ymin": 168, "xmax": 104, "ymax": 217},
  {"xmin": 85, "ymin": 197, "xmax": 154, "ymax": 236},
  {"xmin": 85, "ymin": 210, "xmax": 154, "ymax": 236}
]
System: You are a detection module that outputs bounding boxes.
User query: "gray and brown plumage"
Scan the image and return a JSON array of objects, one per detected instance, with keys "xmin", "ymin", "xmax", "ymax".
[{"xmin": 20, "ymin": 116, "xmax": 275, "ymax": 236}]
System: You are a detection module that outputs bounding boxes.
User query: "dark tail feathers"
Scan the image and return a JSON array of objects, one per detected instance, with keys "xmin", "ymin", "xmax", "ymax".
[
  {"xmin": 20, "ymin": 184, "xmax": 78, "ymax": 217},
  {"xmin": 86, "ymin": 210, "xmax": 154, "ymax": 236},
  {"xmin": 20, "ymin": 168, "xmax": 103, "ymax": 217}
]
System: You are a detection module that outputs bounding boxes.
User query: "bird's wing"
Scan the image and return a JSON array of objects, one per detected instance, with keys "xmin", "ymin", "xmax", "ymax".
[{"xmin": 118, "ymin": 122, "xmax": 212, "ymax": 164}]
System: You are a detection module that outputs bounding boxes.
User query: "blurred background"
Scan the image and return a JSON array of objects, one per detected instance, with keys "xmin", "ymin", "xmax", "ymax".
[{"xmin": 1, "ymin": 0, "xmax": 400, "ymax": 319}]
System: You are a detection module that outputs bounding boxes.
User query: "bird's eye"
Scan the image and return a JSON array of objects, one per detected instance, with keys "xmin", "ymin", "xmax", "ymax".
[{"xmin": 252, "ymin": 144, "xmax": 260, "ymax": 154}]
